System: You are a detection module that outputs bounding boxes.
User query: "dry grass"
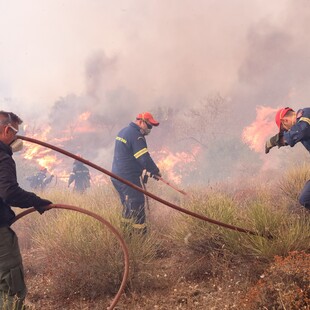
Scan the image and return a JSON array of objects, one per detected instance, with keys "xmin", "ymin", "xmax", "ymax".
[{"xmin": 11, "ymin": 166, "xmax": 310, "ymax": 309}]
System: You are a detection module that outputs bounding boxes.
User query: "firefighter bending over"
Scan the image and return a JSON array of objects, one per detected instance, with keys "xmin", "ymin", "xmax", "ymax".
[
  {"xmin": 111, "ymin": 112, "xmax": 162, "ymax": 235},
  {"xmin": 27, "ymin": 167, "xmax": 54, "ymax": 190},
  {"xmin": 68, "ymin": 160, "xmax": 91, "ymax": 193},
  {"xmin": 265, "ymin": 107, "xmax": 310, "ymax": 210}
]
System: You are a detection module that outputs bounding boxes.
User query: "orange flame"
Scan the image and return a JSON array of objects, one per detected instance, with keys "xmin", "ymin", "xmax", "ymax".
[
  {"xmin": 156, "ymin": 147, "xmax": 200, "ymax": 184},
  {"xmin": 21, "ymin": 126, "xmax": 62, "ymax": 173},
  {"xmin": 242, "ymin": 106, "xmax": 278, "ymax": 153},
  {"xmin": 79, "ymin": 112, "xmax": 90, "ymax": 121}
]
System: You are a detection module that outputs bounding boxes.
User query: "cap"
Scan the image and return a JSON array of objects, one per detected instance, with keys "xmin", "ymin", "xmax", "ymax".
[
  {"xmin": 136, "ymin": 112, "xmax": 159, "ymax": 126},
  {"xmin": 275, "ymin": 107, "xmax": 293, "ymax": 130}
]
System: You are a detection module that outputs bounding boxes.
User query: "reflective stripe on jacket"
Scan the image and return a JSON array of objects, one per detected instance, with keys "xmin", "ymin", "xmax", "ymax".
[{"xmin": 111, "ymin": 122, "xmax": 159, "ymax": 179}]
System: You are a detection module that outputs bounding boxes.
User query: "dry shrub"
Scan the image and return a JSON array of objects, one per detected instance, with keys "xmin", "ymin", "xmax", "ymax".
[
  {"xmin": 27, "ymin": 186, "xmax": 162, "ymax": 301},
  {"xmin": 278, "ymin": 163, "xmax": 310, "ymax": 206},
  {"xmin": 240, "ymin": 251, "xmax": 310, "ymax": 309},
  {"xmin": 170, "ymin": 187, "xmax": 310, "ymax": 261}
]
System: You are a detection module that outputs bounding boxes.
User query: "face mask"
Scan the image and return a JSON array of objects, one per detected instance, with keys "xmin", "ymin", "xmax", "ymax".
[
  {"xmin": 10, "ymin": 139, "xmax": 23, "ymax": 152},
  {"xmin": 140, "ymin": 128, "xmax": 151, "ymax": 136}
]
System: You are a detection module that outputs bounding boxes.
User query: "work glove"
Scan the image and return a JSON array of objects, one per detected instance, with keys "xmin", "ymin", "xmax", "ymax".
[
  {"xmin": 142, "ymin": 174, "xmax": 149, "ymax": 184},
  {"xmin": 34, "ymin": 199, "xmax": 53, "ymax": 215},
  {"xmin": 150, "ymin": 171, "xmax": 162, "ymax": 181},
  {"xmin": 265, "ymin": 133, "xmax": 284, "ymax": 154}
]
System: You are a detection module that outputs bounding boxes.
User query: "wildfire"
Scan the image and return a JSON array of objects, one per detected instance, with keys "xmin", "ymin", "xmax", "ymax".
[
  {"xmin": 79, "ymin": 112, "xmax": 90, "ymax": 121},
  {"xmin": 73, "ymin": 111, "xmax": 94, "ymax": 133},
  {"xmin": 242, "ymin": 106, "xmax": 278, "ymax": 153},
  {"xmin": 156, "ymin": 147, "xmax": 199, "ymax": 184},
  {"xmin": 22, "ymin": 126, "xmax": 63, "ymax": 173},
  {"xmin": 19, "ymin": 115, "xmax": 109, "ymax": 187}
]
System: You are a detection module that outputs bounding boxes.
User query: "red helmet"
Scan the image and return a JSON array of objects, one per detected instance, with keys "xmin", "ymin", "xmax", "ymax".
[
  {"xmin": 275, "ymin": 107, "xmax": 293, "ymax": 130},
  {"xmin": 136, "ymin": 112, "xmax": 159, "ymax": 126}
]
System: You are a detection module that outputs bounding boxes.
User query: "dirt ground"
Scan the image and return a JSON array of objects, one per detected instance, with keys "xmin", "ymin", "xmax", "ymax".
[{"xmin": 22, "ymin": 244, "xmax": 265, "ymax": 310}]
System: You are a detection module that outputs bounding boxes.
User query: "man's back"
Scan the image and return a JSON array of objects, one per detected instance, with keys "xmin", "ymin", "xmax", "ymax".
[{"xmin": 112, "ymin": 122, "xmax": 145, "ymax": 179}]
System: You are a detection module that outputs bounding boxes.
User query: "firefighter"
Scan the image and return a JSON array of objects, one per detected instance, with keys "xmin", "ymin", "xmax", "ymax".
[
  {"xmin": 265, "ymin": 107, "xmax": 310, "ymax": 210},
  {"xmin": 68, "ymin": 159, "xmax": 91, "ymax": 193},
  {"xmin": 111, "ymin": 112, "xmax": 162, "ymax": 235},
  {"xmin": 0, "ymin": 111, "xmax": 52, "ymax": 309},
  {"xmin": 27, "ymin": 167, "xmax": 54, "ymax": 190}
]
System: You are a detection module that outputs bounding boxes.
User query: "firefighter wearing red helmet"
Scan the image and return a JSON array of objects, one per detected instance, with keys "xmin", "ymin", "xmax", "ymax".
[
  {"xmin": 111, "ymin": 112, "xmax": 161, "ymax": 235},
  {"xmin": 265, "ymin": 106, "xmax": 310, "ymax": 210}
]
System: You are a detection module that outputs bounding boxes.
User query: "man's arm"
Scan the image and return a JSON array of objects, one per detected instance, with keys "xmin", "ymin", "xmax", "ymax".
[
  {"xmin": 132, "ymin": 135, "xmax": 160, "ymax": 175},
  {"xmin": 0, "ymin": 157, "xmax": 52, "ymax": 211},
  {"xmin": 283, "ymin": 119, "xmax": 310, "ymax": 147}
]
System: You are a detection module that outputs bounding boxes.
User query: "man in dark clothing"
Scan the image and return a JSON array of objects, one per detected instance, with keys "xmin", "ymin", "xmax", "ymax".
[
  {"xmin": 111, "ymin": 112, "xmax": 162, "ymax": 234},
  {"xmin": 68, "ymin": 160, "xmax": 91, "ymax": 193},
  {"xmin": 27, "ymin": 167, "xmax": 54, "ymax": 190},
  {"xmin": 265, "ymin": 107, "xmax": 310, "ymax": 210},
  {"xmin": 0, "ymin": 111, "xmax": 53, "ymax": 309}
]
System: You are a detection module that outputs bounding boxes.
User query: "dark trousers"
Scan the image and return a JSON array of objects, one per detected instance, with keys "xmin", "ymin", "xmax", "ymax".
[
  {"xmin": 111, "ymin": 178, "xmax": 147, "ymax": 232},
  {"xmin": 299, "ymin": 180, "xmax": 310, "ymax": 210},
  {"xmin": 0, "ymin": 227, "xmax": 27, "ymax": 310}
]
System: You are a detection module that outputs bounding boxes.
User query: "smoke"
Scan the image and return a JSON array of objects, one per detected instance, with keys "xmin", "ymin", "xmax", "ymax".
[
  {"xmin": 2, "ymin": 0, "xmax": 310, "ymax": 185},
  {"xmin": 233, "ymin": 0, "xmax": 310, "ymax": 125}
]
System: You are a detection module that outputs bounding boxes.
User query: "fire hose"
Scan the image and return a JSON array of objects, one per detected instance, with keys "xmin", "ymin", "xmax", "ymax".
[
  {"xmin": 17, "ymin": 135, "xmax": 270, "ymax": 238},
  {"xmin": 12, "ymin": 204, "xmax": 129, "ymax": 310},
  {"xmin": 158, "ymin": 176, "xmax": 187, "ymax": 195}
]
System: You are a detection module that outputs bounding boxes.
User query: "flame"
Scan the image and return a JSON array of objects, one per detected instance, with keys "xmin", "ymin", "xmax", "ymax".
[
  {"xmin": 20, "ymin": 116, "xmax": 109, "ymax": 187},
  {"xmin": 155, "ymin": 147, "xmax": 200, "ymax": 184},
  {"xmin": 63, "ymin": 111, "xmax": 96, "ymax": 134},
  {"xmin": 242, "ymin": 106, "xmax": 278, "ymax": 153},
  {"xmin": 79, "ymin": 112, "xmax": 90, "ymax": 121},
  {"xmin": 22, "ymin": 126, "xmax": 63, "ymax": 173}
]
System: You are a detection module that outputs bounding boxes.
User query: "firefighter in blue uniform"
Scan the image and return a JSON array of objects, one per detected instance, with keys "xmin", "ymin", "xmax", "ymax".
[
  {"xmin": 265, "ymin": 107, "xmax": 310, "ymax": 210},
  {"xmin": 111, "ymin": 112, "xmax": 161, "ymax": 234},
  {"xmin": 27, "ymin": 167, "xmax": 54, "ymax": 190},
  {"xmin": 68, "ymin": 159, "xmax": 91, "ymax": 193}
]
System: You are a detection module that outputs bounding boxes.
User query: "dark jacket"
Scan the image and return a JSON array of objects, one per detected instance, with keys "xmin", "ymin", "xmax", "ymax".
[
  {"xmin": 284, "ymin": 108, "xmax": 310, "ymax": 152},
  {"xmin": 0, "ymin": 141, "xmax": 48, "ymax": 227},
  {"xmin": 68, "ymin": 161, "xmax": 90, "ymax": 192},
  {"xmin": 111, "ymin": 122, "xmax": 159, "ymax": 180}
]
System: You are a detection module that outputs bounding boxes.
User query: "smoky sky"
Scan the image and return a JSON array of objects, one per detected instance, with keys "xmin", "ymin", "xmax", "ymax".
[{"xmin": 1, "ymin": 0, "xmax": 310, "ymax": 184}]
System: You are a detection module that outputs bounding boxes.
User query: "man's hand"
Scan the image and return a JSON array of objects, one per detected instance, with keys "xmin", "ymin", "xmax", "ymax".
[
  {"xmin": 265, "ymin": 133, "xmax": 285, "ymax": 154},
  {"xmin": 34, "ymin": 199, "xmax": 53, "ymax": 215}
]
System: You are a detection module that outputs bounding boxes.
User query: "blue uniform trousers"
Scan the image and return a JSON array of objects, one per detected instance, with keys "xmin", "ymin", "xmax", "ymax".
[
  {"xmin": 299, "ymin": 180, "xmax": 310, "ymax": 210},
  {"xmin": 112, "ymin": 178, "xmax": 147, "ymax": 233}
]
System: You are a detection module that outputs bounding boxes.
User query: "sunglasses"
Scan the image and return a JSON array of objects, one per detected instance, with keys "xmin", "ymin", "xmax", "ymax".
[{"xmin": 144, "ymin": 121, "xmax": 153, "ymax": 129}]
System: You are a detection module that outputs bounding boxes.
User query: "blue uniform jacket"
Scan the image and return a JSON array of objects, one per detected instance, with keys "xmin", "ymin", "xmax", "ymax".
[
  {"xmin": 283, "ymin": 108, "xmax": 310, "ymax": 152},
  {"xmin": 112, "ymin": 122, "xmax": 160, "ymax": 180}
]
